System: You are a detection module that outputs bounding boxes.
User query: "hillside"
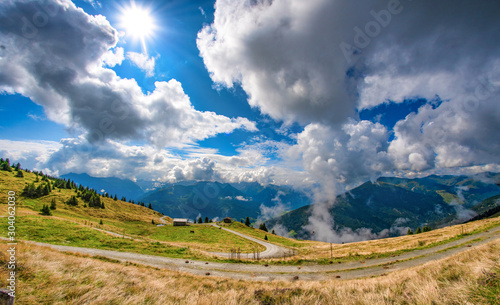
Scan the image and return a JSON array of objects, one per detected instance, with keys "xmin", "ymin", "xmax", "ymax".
[
  {"xmin": 0, "ymin": 167, "xmax": 265, "ymax": 257},
  {"xmin": 472, "ymin": 194, "xmax": 500, "ymax": 214},
  {"xmin": 266, "ymin": 175, "xmax": 500, "ymax": 240},
  {"xmin": 2, "ymin": 212, "xmax": 499, "ymax": 304},
  {"xmin": 1, "ymin": 163, "xmax": 500, "ymax": 304},
  {"xmin": 379, "ymin": 173, "xmax": 500, "ymax": 206},
  {"xmin": 56, "ymin": 175, "xmax": 312, "ymax": 222}
]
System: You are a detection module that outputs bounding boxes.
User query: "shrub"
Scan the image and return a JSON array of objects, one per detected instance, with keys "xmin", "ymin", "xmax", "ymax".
[{"xmin": 41, "ymin": 204, "xmax": 52, "ymax": 216}]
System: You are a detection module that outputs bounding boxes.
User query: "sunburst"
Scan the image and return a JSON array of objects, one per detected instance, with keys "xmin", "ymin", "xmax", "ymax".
[{"xmin": 119, "ymin": 1, "xmax": 157, "ymax": 54}]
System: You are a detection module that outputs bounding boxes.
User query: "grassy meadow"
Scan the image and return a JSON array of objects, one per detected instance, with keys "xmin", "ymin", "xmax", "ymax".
[
  {"xmin": 0, "ymin": 170, "xmax": 264, "ymax": 257},
  {"xmin": 0, "ymin": 237, "xmax": 498, "ymax": 304}
]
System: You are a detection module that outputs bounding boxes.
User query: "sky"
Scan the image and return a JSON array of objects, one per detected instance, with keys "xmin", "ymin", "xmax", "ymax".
[{"xmin": 1, "ymin": 0, "xmax": 500, "ymax": 200}]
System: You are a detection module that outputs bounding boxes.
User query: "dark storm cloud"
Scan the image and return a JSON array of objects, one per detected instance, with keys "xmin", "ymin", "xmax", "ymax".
[
  {"xmin": 199, "ymin": 0, "xmax": 500, "ymax": 181},
  {"xmin": 0, "ymin": 0, "xmax": 257, "ymax": 147}
]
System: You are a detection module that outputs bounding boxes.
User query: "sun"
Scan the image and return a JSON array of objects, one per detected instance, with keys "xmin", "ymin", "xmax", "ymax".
[{"xmin": 119, "ymin": 2, "xmax": 157, "ymax": 53}]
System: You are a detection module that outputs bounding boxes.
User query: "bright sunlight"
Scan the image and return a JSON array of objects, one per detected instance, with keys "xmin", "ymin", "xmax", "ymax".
[{"xmin": 119, "ymin": 2, "xmax": 156, "ymax": 53}]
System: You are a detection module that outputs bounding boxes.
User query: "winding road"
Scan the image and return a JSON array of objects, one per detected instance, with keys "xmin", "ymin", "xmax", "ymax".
[
  {"xmin": 207, "ymin": 224, "xmax": 293, "ymax": 259},
  {"xmin": 6, "ymin": 223, "xmax": 500, "ymax": 281}
]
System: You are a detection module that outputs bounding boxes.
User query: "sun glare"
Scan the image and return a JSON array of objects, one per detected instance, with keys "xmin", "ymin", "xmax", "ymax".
[{"xmin": 119, "ymin": 2, "xmax": 156, "ymax": 53}]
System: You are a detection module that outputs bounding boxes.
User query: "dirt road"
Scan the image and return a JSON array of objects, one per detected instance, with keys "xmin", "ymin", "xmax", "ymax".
[
  {"xmin": 208, "ymin": 224, "xmax": 293, "ymax": 259},
  {"xmin": 9, "ymin": 224, "xmax": 499, "ymax": 281}
]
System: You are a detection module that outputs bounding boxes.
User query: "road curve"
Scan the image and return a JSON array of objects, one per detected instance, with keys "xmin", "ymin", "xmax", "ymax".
[
  {"xmin": 3, "ymin": 226, "xmax": 499, "ymax": 282},
  {"xmin": 207, "ymin": 224, "xmax": 293, "ymax": 259},
  {"xmin": 159, "ymin": 216, "xmax": 168, "ymax": 224}
]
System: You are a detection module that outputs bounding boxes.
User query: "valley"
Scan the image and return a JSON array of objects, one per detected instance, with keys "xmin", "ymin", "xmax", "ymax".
[{"xmin": 0, "ymin": 167, "xmax": 499, "ymax": 304}]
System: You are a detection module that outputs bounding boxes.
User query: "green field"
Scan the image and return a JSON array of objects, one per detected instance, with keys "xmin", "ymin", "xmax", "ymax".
[
  {"xmin": 0, "ymin": 170, "xmax": 265, "ymax": 259},
  {"xmin": 221, "ymin": 221, "xmax": 317, "ymax": 250},
  {"xmin": 0, "ymin": 216, "xmax": 199, "ymax": 259}
]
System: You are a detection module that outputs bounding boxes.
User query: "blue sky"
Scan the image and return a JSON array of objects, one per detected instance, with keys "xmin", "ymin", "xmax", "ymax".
[
  {"xmin": 1, "ymin": 0, "xmax": 499, "ymax": 196},
  {"xmin": 0, "ymin": 0, "xmax": 300, "ymax": 156}
]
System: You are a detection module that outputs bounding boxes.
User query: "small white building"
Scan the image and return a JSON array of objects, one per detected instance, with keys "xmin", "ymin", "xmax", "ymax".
[{"xmin": 173, "ymin": 218, "xmax": 188, "ymax": 226}]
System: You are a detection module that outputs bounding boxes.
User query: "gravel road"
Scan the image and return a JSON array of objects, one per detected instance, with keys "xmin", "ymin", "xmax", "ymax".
[
  {"xmin": 207, "ymin": 224, "xmax": 293, "ymax": 259},
  {"xmin": 7, "ymin": 224, "xmax": 499, "ymax": 281}
]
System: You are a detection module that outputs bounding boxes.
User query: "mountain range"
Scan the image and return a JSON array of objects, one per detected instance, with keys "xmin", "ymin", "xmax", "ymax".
[
  {"xmin": 61, "ymin": 173, "xmax": 145, "ymax": 201},
  {"xmin": 60, "ymin": 173, "xmax": 312, "ymax": 221},
  {"xmin": 61, "ymin": 172, "xmax": 500, "ymax": 237},
  {"xmin": 265, "ymin": 173, "xmax": 500, "ymax": 239}
]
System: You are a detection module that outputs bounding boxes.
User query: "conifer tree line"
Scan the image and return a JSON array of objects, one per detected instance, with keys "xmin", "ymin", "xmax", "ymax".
[
  {"xmin": 258, "ymin": 222, "xmax": 268, "ymax": 232},
  {"xmin": 1, "ymin": 158, "xmax": 23, "ymax": 176},
  {"xmin": 194, "ymin": 217, "xmax": 214, "ymax": 223},
  {"xmin": 3, "ymin": 156, "xmax": 159, "ymax": 213},
  {"xmin": 407, "ymin": 226, "xmax": 432, "ymax": 235}
]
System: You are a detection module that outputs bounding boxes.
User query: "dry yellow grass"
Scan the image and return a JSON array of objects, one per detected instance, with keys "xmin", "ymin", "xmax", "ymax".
[
  {"xmin": 0, "ymin": 170, "xmax": 166, "ymax": 225},
  {"xmin": 276, "ymin": 217, "xmax": 500, "ymax": 261},
  {"xmin": 1, "ymin": 238, "xmax": 498, "ymax": 304}
]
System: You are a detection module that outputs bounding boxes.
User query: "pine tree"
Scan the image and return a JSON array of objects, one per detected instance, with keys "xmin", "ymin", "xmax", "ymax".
[
  {"xmin": 0, "ymin": 162, "xmax": 12, "ymax": 172},
  {"xmin": 245, "ymin": 217, "xmax": 251, "ymax": 227},
  {"xmin": 41, "ymin": 204, "xmax": 52, "ymax": 216},
  {"xmin": 204, "ymin": 217, "xmax": 209, "ymax": 223},
  {"xmin": 422, "ymin": 226, "xmax": 431, "ymax": 232},
  {"xmin": 259, "ymin": 223, "xmax": 268, "ymax": 232},
  {"xmin": 264, "ymin": 235, "xmax": 268, "ymax": 240},
  {"xmin": 198, "ymin": 217, "xmax": 203, "ymax": 224},
  {"xmin": 66, "ymin": 196, "xmax": 78, "ymax": 206},
  {"xmin": 35, "ymin": 184, "xmax": 44, "ymax": 197},
  {"xmin": 407, "ymin": 228, "xmax": 413, "ymax": 235},
  {"xmin": 50, "ymin": 198, "xmax": 56, "ymax": 210},
  {"xmin": 44, "ymin": 183, "xmax": 51, "ymax": 196},
  {"xmin": 99, "ymin": 219, "xmax": 103, "ymax": 225},
  {"xmin": 114, "ymin": 194, "xmax": 118, "ymax": 201},
  {"xmin": 152, "ymin": 219, "xmax": 155, "ymax": 225},
  {"xmin": 22, "ymin": 183, "xmax": 37, "ymax": 198},
  {"xmin": 89, "ymin": 194, "xmax": 101, "ymax": 208},
  {"xmin": 148, "ymin": 203, "xmax": 152, "ymax": 209},
  {"xmin": 16, "ymin": 170, "xmax": 23, "ymax": 177},
  {"xmin": 272, "ymin": 229, "xmax": 276, "ymax": 235},
  {"xmin": 415, "ymin": 227, "xmax": 422, "ymax": 234}
]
